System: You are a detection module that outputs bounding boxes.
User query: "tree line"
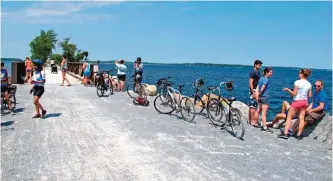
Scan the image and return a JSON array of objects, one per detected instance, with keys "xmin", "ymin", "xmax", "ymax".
[{"xmin": 29, "ymin": 29, "xmax": 90, "ymax": 65}]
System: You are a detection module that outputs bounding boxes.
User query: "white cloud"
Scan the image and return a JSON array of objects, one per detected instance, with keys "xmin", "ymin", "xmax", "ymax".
[{"xmin": 2, "ymin": 1, "xmax": 121, "ymax": 24}]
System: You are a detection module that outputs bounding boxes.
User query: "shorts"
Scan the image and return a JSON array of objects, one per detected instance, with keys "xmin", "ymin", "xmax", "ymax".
[
  {"xmin": 83, "ymin": 71, "xmax": 90, "ymax": 78},
  {"xmin": 117, "ymin": 74, "xmax": 126, "ymax": 81},
  {"xmin": 248, "ymin": 95, "xmax": 258, "ymax": 108},
  {"xmin": 62, "ymin": 68, "xmax": 67, "ymax": 72},
  {"xmin": 258, "ymin": 96, "xmax": 270, "ymax": 105},
  {"xmin": 305, "ymin": 111, "xmax": 326, "ymax": 124},
  {"xmin": 291, "ymin": 100, "xmax": 308, "ymax": 110},
  {"xmin": 33, "ymin": 86, "xmax": 45, "ymax": 98},
  {"xmin": 1, "ymin": 86, "xmax": 8, "ymax": 93},
  {"xmin": 26, "ymin": 69, "xmax": 32, "ymax": 73}
]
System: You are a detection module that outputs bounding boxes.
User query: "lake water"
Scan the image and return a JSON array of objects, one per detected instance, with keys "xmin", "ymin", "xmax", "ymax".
[
  {"xmin": 99, "ymin": 62, "xmax": 332, "ymax": 120},
  {"xmin": 3, "ymin": 60, "xmax": 332, "ymax": 120}
]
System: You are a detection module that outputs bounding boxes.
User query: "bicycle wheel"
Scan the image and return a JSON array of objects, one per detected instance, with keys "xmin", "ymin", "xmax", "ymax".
[
  {"xmin": 229, "ymin": 108, "xmax": 245, "ymax": 139},
  {"xmin": 193, "ymin": 95, "xmax": 204, "ymax": 114},
  {"xmin": 154, "ymin": 94, "xmax": 175, "ymax": 114},
  {"xmin": 9, "ymin": 94, "xmax": 16, "ymax": 110},
  {"xmin": 207, "ymin": 98, "xmax": 224, "ymax": 126},
  {"xmin": 180, "ymin": 97, "xmax": 196, "ymax": 122},
  {"xmin": 96, "ymin": 82, "xmax": 105, "ymax": 97},
  {"xmin": 126, "ymin": 84, "xmax": 138, "ymax": 98}
]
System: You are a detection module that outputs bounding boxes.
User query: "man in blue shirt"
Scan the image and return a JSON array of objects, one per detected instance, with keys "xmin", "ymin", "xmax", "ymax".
[
  {"xmin": 305, "ymin": 80, "xmax": 328, "ymax": 124},
  {"xmin": 248, "ymin": 60, "xmax": 262, "ymax": 127}
]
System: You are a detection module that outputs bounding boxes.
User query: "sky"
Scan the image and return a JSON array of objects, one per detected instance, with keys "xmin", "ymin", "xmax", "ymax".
[{"xmin": 1, "ymin": 1, "xmax": 332, "ymax": 69}]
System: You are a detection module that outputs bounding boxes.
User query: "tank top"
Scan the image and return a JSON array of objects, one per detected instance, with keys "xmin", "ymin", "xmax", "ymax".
[
  {"xmin": 26, "ymin": 60, "xmax": 32, "ymax": 70},
  {"xmin": 62, "ymin": 59, "xmax": 68, "ymax": 69}
]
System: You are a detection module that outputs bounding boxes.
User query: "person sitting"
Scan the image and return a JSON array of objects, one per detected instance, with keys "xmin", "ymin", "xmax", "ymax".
[
  {"xmin": 1, "ymin": 62, "xmax": 13, "ymax": 112},
  {"xmin": 289, "ymin": 80, "xmax": 328, "ymax": 137},
  {"xmin": 267, "ymin": 101, "xmax": 297, "ymax": 128}
]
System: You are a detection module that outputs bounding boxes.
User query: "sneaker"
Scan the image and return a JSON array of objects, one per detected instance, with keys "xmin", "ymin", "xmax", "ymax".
[
  {"xmin": 41, "ymin": 110, "xmax": 47, "ymax": 118},
  {"xmin": 32, "ymin": 114, "xmax": 41, "ymax": 118},
  {"xmin": 296, "ymin": 135, "xmax": 303, "ymax": 141},
  {"xmin": 277, "ymin": 133, "xmax": 288, "ymax": 139},
  {"xmin": 261, "ymin": 127, "xmax": 273, "ymax": 133}
]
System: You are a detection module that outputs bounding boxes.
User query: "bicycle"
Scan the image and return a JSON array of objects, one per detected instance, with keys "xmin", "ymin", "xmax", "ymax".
[
  {"xmin": 126, "ymin": 73, "xmax": 143, "ymax": 98},
  {"xmin": 1, "ymin": 85, "xmax": 17, "ymax": 115},
  {"xmin": 190, "ymin": 78, "xmax": 221, "ymax": 114},
  {"xmin": 207, "ymin": 81, "xmax": 245, "ymax": 139},
  {"xmin": 95, "ymin": 70, "xmax": 114, "ymax": 97},
  {"xmin": 153, "ymin": 77, "xmax": 196, "ymax": 122}
]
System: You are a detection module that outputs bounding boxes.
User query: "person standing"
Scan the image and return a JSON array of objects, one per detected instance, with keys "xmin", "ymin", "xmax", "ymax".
[
  {"xmin": 278, "ymin": 68, "xmax": 312, "ymax": 140},
  {"xmin": 115, "ymin": 59, "xmax": 127, "ymax": 91},
  {"xmin": 82, "ymin": 58, "xmax": 91, "ymax": 85},
  {"xmin": 25, "ymin": 57, "xmax": 33, "ymax": 83},
  {"xmin": 1, "ymin": 62, "xmax": 12, "ymax": 112},
  {"xmin": 255, "ymin": 67, "xmax": 273, "ymax": 132},
  {"xmin": 248, "ymin": 60, "xmax": 263, "ymax": 127},
  {"xmin": 30, "ymin": 59, "xmax": 47, "ymax": 118},
  {"xmin": 60, "ymin": 55, "xmax": 71, "ymax": 86}
]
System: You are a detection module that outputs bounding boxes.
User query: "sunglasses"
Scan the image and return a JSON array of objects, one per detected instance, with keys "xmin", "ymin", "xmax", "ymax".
[{"xmin": 315, "ymin": 85, "xmax": 321, "ymax": 88}]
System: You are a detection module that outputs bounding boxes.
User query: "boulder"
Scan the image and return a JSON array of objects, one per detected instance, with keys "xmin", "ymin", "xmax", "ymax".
[{"xmin": 141, "ymin": 83, "xmax": 157, "ymax": 96}]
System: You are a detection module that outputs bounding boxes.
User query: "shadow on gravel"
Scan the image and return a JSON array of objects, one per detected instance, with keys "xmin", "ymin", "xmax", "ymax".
[
  {"xmin": 44, "ymin": 113, "xmax": 62, "ymax": 118},
  {"xmin": 1, "ymin": 121, "xmax": 15, "ymax": 131},
  {"xmin": 13, "ymin": 108, "xmax": 26, "ymax": 113}
]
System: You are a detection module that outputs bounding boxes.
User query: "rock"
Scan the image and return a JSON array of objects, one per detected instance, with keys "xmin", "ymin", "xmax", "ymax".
[
  {"xmin": 141, "ymin": 83, "xmax": 157, "ymax": 96},
  {"xmin": 306, "ymin": 115, "xmax": 332, "ymax": 143}
]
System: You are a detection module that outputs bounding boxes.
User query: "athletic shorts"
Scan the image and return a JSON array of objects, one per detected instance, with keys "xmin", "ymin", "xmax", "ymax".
[
  {"xmin": 117, "ymin": 74, "xmax": 126, "ymax": 81},
  {"xmin": 1, "ymin": 86, "xmax": 8, "ymax": 93},
  {"xmin": 26, "ymin": 69, "xmax": 32, "ymax": 73},
  {"xmin": 248, "ymin": 93, "xmax": 258, "ymax": 108},
  {"xmin": 62, "ymin": 68, "xmax": 67, "ymax": 72},
  {"xmin": 83, "ymin": 71, "xmax": 90, "ymax": 78},
  {"xmin": 258, "ymin": 96, "xmax": 270, "ymax": 105},
  {"xmin": 33, "ymin": 86, "xmax": 45, "ymax": 98},
  {"xmin": 291, "ymin": 100, "xmax": 308, "ymax": 110}
]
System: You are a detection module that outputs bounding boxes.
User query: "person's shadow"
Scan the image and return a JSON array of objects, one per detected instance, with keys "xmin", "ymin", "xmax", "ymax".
[
  {"xmin": 1, "ymin": 120, "xmax": 15, "ymax": 131},
  {"xmin": 44, "ymin": 113, "xmax": 61, "ymax": 119}
]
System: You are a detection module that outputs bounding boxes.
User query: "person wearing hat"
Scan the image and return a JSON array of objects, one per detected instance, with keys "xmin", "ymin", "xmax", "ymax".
[
  {"xmin": 1, "ymin": 61, "xmax": 13, "ymax": 112},
  {"xmin": 30, "ymin": 59, "xmax": 47, "ymax": 118}
]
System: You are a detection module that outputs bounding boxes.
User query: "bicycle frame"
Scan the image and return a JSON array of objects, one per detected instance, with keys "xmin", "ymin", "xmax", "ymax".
[{"xmin": 167, "ymin": 86, "xmax": 182, "ymax": 109}]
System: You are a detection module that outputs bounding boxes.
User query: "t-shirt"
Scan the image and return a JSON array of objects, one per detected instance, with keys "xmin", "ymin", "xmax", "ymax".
[
  {"xmin": 134, "ymin": 63, "xmax": 143, "ymax": 75},
  {"xmin": 258, "ymin": 77, "xmax": 269, "ymax": 97},
  {"xmin": 293, "ymin": 79, "xmax": 311, "ymax": 101},
  {"xmin": 116, "ymin": 63, "xmax": 127, "ymax": 75},
  {"xmin": 312, "ymin": 90, "xmax": 328, "ymax": 111},
  {"xmin": 33, "ymin": 71, "xmax": 46, "ymax": 87},
  {"xmin": 249, "ymin": 69, "xmax": 260, "ymax": 94},
  {"xmin": 1, "ymin": 69, "xmax": 8, "ymax": 87}
]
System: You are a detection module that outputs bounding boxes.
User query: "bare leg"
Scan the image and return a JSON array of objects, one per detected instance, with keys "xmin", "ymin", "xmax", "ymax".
[
  {"xmin": 284, "ymin": 107, "xmax": 298, "ymax": 135},
  {"xmin": 5, "ymin": 92, "xmax": 12, "ymax": 110},
  {"xmin": 61, "ymin": 71, "xmax": 65, "ymax": 85},
  {"xmin": 281, "ymin": 101, "xmax": 290, "ymax": 114},
  {"xmin": 261, "ymin": 104, "xmax": 269, "ymax": 128},
  {"xmin": 297, "ymin": 109, "xmax": 307, "ymax": 137},
  {"xmin": 33, "ymin": 96, "xmax": 40, "ymax": 115}
]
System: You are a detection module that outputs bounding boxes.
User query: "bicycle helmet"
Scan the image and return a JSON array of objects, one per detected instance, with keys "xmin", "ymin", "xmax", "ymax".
[{"xmin": 225, "ymin": 81, "xmax": 234, "ymax": 91}]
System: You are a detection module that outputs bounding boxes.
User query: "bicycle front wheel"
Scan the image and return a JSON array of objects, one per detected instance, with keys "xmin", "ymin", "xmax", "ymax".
[
  {"xmin": 127, "ymin": 84, "xmax": 138, "ymax": 98},
  {"xmin": 96, "ymin": 82, "xmax": 105, "ymax": 97},
  {"xmin": 207, "ymin": 98, "xmax": 224, "ymax": 126},
  {"xmin": 154, "ymin": 94, "xmax": 175, "ymax": 114},
  {"xmin": 180, "ymin": 97, "xmax": 196, "ymax": 122},
  {"xmin": 229, "ymin": 108, "xmax": 245, "ymax": 139},
  {"xmin": 9, "ymin": 94, "xmax": 16, "ymax": 110}
]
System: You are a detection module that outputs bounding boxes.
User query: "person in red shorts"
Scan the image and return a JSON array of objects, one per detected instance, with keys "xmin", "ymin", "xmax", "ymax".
[{"xmin": 278, "ymin": 68, "xmax": 312, "ymax": 140}]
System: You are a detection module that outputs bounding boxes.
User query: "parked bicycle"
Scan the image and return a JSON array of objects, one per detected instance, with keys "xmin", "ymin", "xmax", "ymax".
[
  {"xmin": 95, "ymin": 70, "xmax": 114, "ymax": 97},
  {"xmin": 191, "ymin": 78, "xmax": 221, "ymax": 114},
  {"xmin": 153, "ymin": 77, "xmax": 196, "ymax": 122},
  {"xmin": 132, "ymin": 75, "xmax": 149, "ymax": 106},
  {"xmin": 1, "ymin": 84, "xmax": 16, "ymax": 115},
  {"xmin": 207, "ymin": 81, "xmax": 245, "ymax": 139}
]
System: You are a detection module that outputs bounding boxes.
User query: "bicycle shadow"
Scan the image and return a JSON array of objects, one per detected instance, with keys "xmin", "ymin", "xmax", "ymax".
[{"xmin": 1, "ymin": 120, "xmax": 15, "ymax": 131}]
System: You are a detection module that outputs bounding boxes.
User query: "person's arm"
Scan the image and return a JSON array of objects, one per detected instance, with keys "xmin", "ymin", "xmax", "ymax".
[
  {"xmin": 308, "ymin": 86, "xmax": 312, "ymax": 99},
  {"xmin": 306, "ymin": 102, "xmax": 313, "ymax": 111},
  {"xmin": 61, "ymin": 59, "xmax": 64, "ymax": 66},
  {"xmin": 25, "ymin": 61, "xmax": 27, "ymax": 67},
  {"xmin": 284, "ymin": 86, "xmax": 297, "ymax": 97}
]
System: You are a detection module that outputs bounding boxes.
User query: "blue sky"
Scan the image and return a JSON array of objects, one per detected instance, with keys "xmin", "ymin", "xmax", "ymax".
[{"xmin": 1, "ymin": 1, "xmax": 332, "ymax": 69}]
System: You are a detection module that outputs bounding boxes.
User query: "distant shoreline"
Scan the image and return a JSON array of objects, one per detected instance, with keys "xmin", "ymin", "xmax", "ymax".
[{"xmin": 2, "ymin": 58, "xmax": 331, "ymax": 71}]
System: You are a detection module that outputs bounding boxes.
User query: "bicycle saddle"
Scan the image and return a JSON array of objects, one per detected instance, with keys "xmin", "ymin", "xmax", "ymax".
[
  {"xmin": 227, "ymin": 97, "xmax": 236, "ymax": 102},
  {"xmin": 207, "ymin": 86, "xmax": 217, "ymax": 91}
]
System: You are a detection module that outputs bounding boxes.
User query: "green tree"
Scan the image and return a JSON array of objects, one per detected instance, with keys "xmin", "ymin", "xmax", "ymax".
[
  {"xmin": 51, "ymin": 53, "xmax": 63, "ymax": 65},
  {"xmin": 29, "ymin": 29, "xmax": 58, "ymax": 63},
  {"xmin": 74, "ymin": 50, "xmax": 89, "ymax": 62},
  {"xmin": 59, "ymin": 37, "xmax": 77, "ymax": 62}
]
